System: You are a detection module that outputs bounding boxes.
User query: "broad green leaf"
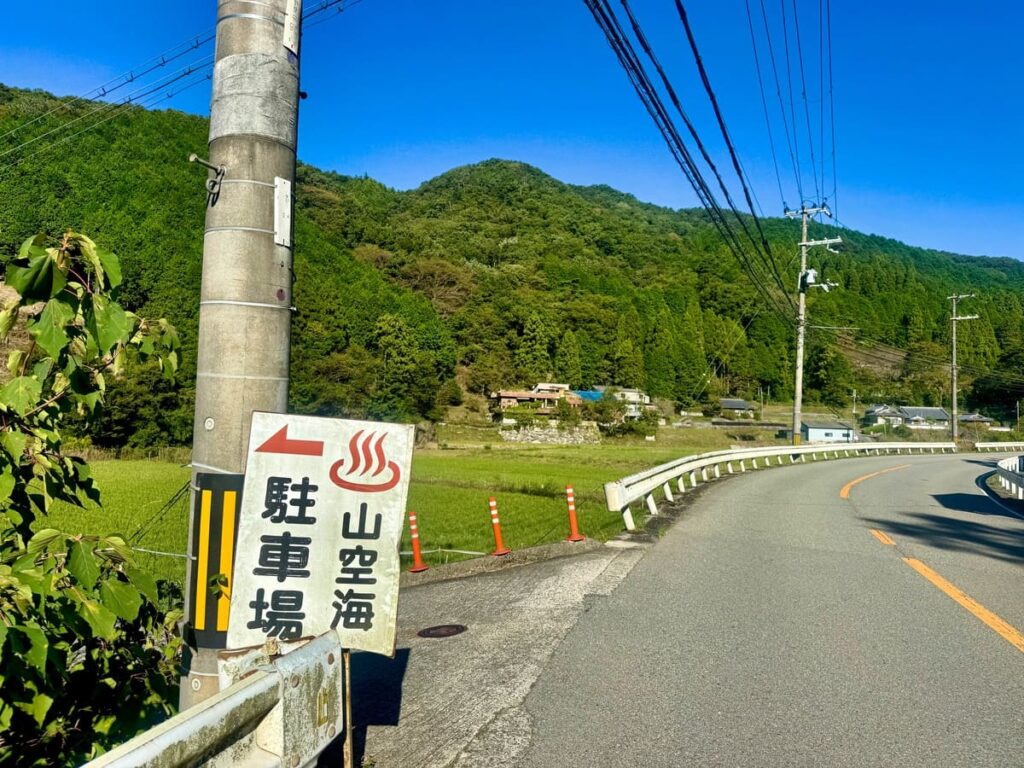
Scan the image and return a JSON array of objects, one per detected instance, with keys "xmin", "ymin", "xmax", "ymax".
[
  {"xmin": 5, "ymin": 250, "xmax": 66, "ymax": 302},
  {"xmin": 77, "ymin": 599, "xmax": 117, "ymax": 640},
  {"xmin": 28, "ymin": 299, "xmax": 74, "ymax": 360},
  {"xmin": 16, "ymin": 625, "xmax": 48, "ymax": 672},
  {"xmin": 93, "ymin": 715, "xmax": 116, "ymax": 735},
  {"xmin": 89, "ymin": 295, "xmax": 130, "ymax": 354},
  {"xmin": 6, "ymin": 349, "xmax": 24, "ymax": 375},
  {"xmin": 99, "ymin": 579, "xmax": 142, "ymax": 621},
  {"xmin": 68, "ymin": 540, "xmax": 100, "ymax": 589},
  {"xmin": 0, "ymin": 376, "xmax": 41, "ymax": 416},
  {"xmin": 0, "ymin": 701, "xmax": 13, "ymax": 733},
  {"xmin": 71, "ymin": 232, "xmax": 104, "ymax": 287},
  {"xmin": 125, "ymin": 565, "xmax": 159, "ymax": 604},
  {"xmin": 1, "ymin": 429, "xmax": 27, "ymax": 460},
  {"xmin": 27, "ymin": 528, "xmax": 63, "ymax": 554},
  {"xmin": 0, "ymin": 308, "xmax": 15, "ymax": 342},
  {"xmin": 17, "ymin": 234, "xmax": 46, "ymax": 260},
  {"xmin": 0, "ymin": 469, "xmax": 14, "ymax": 504},
  {"xmin": 29, "ymin": 693, "xmax": 53, "ymax": 726},
  {"xmin": 97, "ymin": 247, "xmax": 122, "ymax": 289},
  {"xmin": 32, "ymin": 358, "xmax": 53, "ymax": 382}
]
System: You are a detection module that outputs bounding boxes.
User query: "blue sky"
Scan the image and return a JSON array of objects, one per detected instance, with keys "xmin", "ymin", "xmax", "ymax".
[{"xmin": 2, "ymin": 1, "xmax": 1022, "ymax": 259}]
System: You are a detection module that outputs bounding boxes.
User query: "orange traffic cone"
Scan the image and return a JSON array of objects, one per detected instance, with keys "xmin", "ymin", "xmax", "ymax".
[
  {"xmin": 407, "ymin": 510, "xmax": 429, "ymax": 573},
  {"xmin": 565, "ymin": 485, "xmax": 585, "ymax": 542},
  {"xmin": 488, "ymin": 497, "xmax": 511, "ymax": 556}
]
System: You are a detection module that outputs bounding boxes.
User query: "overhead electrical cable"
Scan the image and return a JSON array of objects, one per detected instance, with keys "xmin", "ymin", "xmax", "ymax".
[
  {"xmin": 0, "ymin": 66, "xmax": 214, "ymax": 180},
  {"xmin": 0, "ymin": 0, "xmax": 364, "ymax": 178},
  {"xmin": 671, "ymin": 0, "xmax": 793, "ymax": 305},
  {"xmin": 757, "ymin": 0, "xmax": 802, "ymax": 203},
  {"xmin": 825, "ymin": 0, "xmax": 838, "ymax": 219},
  {"xmin": 789, "ymin": 0, "xmax": 821, "ymax": 204},
  {"xmin": 618, "ymin": 0, "xmax": 792, "ymax": 306},
  {"xmin": 817, "ymin": 0, "xmax": 826, "ymax": 205},
  {"xmin": 0, "ymin": 31, "xmax": 216, "ymax": 145},
  {"xmin": 0, "ymin": 56, "xmax": 215, "ymax": 163},
  {"xmin": 584, "ymin": 0, "xmax": 794, "ymax": 321},
  {"xmin": 777, "ymin": 0, "xmax": 806, "ymax": 203},
  {"xmin": 745, "ymin": 0, "xmax": 787, "ymax": 209}
]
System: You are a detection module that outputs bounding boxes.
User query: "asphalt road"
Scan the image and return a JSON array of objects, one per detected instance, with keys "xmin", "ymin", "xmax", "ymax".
[{"xmin": 518, "ymin": 454, "xmax": 1024, "ymax": 767}]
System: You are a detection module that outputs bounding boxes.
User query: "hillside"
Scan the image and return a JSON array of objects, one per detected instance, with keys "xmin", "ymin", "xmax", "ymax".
[{"xmin": 2, "ymin": 83, "xmax": 1023, "ymax": 443}]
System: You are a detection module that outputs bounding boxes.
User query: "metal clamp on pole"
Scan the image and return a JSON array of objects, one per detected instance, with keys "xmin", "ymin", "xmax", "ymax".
[{"xmin": 189, "ymin": 153, "xmax": 227, "ymax": 206}]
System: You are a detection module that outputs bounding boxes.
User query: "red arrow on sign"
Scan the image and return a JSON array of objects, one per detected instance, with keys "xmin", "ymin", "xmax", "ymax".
[{"xmin": 256, "ymin": 425, "xmax": 325, "ymax": 457}]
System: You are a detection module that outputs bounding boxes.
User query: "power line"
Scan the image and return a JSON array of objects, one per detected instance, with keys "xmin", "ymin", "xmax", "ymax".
[
  {"xmin": 757, "ymin": 0, "xmax": 802, "ymax": 202},
  {"xmin": 671, "ymin": 0, "xmax": 793, "ymax": 305},
  {"xmin": 825, "ymin": 0, "xmax": 838, "ymax": 218},
  {"xmin": 0, "ymin": 56, "xmax": 215, "ymax": 163},
  {"xmin": 0, "ymin": 1, "xmax": 365, "ymax": 178},
  {"xmin": 585, "ymin": 0, "xmax": 794, "ymax": 322},
  {"xmin": 745, "ymin": 0, "xmax": 786, "ymax": 209},
  {"xmin": 0, "ymin": 66, "xmax": 214, "ymax": 180},
  {"xmin": 778, "ymin": 0, "xmax": 806, "ymax": 203},
  {"xmin": 0, "ymin": 31, "xmax": 216, "ymax": 145},
  {"xmin": 789, "ymin": 0, "xmax": 821, "ymax": 204},
  {"xmin": 618, "ymin": 0, "xmax": 792, "ymax": 307}
]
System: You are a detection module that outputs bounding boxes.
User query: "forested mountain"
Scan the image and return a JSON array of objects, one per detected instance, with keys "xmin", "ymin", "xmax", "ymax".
[{"xmin": 2, "ymin": 83, "xmax": 1023, "ymax": 444}]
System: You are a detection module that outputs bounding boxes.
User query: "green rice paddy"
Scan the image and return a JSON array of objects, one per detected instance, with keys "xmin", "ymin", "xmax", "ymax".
[{"xmin": 45, "ymin": 425, "xmax": 743, "ymax": 585}]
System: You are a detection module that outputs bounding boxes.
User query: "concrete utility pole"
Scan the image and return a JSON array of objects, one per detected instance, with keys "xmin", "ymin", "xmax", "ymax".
[
  {"xmin": 785, "ymin": 205, "xmax": 842, "ymax": 445},
  {"xmin": 948, "ymin": 293, "xmax": 978, "ymax": 441},
  {"xmin": 182, "ymin": 0, "xmax": 304, "ymax": 708}
]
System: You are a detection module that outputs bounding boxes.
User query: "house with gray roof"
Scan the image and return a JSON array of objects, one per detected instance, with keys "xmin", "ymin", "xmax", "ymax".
[
  {"xmin": 898, "ymin": 406, "xmax": 950, "ymax": 430},
  {"xmin": 720, "ymin": 398, "xmax": 756, "ymax": 417}
]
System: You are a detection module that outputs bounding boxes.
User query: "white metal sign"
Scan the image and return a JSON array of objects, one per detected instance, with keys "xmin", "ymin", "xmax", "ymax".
[
  {"xmin": 283, "ymin": 0, "xmax": 302, "ymax": 56},
  {"xmin": 274, "ymin": 176, "xmax": 292, "ymax": 248},
  {"xmin": 227, "ymin": 412, "xmax": 414, "ymax": 656}
]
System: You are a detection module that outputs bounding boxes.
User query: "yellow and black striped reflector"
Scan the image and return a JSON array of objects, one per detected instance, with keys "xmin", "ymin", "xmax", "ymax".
[{"xmin": 188, "ymin": 473, "xmax": 244, "ymax": 649}]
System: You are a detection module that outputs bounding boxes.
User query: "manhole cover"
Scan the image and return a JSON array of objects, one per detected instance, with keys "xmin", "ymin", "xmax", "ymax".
[{"xmin": 417, "ymin": 624, "xmax": 468, "ymax": 639}]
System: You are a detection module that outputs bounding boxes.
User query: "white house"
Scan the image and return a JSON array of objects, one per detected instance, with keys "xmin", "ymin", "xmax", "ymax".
[{"xmin": 801, "ymin": 420, "xmax": 854, "ymax": 443}]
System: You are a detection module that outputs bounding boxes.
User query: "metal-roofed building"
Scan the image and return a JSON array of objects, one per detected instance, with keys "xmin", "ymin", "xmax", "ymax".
[
  {"xmin": 801, "ymin": 420, "xmax": 855, "ymax": 443},
  {"xmin": 898, "ymin": 406, "xmax": 950, "ymax": 429}
]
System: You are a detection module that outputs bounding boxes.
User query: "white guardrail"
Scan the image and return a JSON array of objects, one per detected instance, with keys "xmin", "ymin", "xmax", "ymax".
[
  {"xmin": 604, "ymin": 441, "xmax": 957, "ymax": 530},
  {"xmin": 995, "ymin": 454, "xmax": 1024, "ymax": 500},
  {"xmin": 83, "ymin": 632, "xmax": 344, "ymax": 768}
]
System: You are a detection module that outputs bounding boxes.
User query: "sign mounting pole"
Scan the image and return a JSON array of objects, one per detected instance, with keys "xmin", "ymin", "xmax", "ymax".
[{"xmin": 182, "ymin": 0, "xmax": 303, "ymax": 708}]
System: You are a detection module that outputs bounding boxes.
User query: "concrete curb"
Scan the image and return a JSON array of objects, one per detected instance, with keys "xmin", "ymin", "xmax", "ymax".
[{"xmin": 399, "ymin": 537, "xmax": 607, "ymax": 588}]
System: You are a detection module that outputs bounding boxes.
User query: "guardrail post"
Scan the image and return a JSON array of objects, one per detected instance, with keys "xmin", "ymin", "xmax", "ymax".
[
  {"xmin": 752, "ymin": 458, "xmax": 759, "ymax": 469},
  {"xmin": 677, "ymin": 475, "xmax": 687, "ymax": 493},
  {"xmin": 800, "ymin": 453, "xmax": 806, "ymax": 463},
  {"xmin": 701, "ymin": 467, "xmax": 709, "ymax": 482},
  {"xmin": 690, "ymin": 470, "xmax": 698, "ymax": 485},
  {"xmin": 789, "ymin": 454, "xmax": 795, "ymax": 464},
  {"xmin": 739, "ymin": 460, "xmax": 746, "ymax": 472},
  {"xmin": 1017, "ymin": 485, "xmax": 1023, "ymax": 501},
  {"xmin": 726, "ymin": 461, "xmax": 734, "ymax": 474},
  {"xmin": 645, "ymin": 493, "xmax": 658, "ymax": 516},
  {"xmin": 777, "ymin": 456, "xmax": 784, "ymax": 466},
  {"xmin": 662, "ymin": 482, "xmax": 675, "ymax": 503},
  {"xmin": 622, "ymin": 506, "xmax": 636, "ymax": 531},
  {"xmin": 713, "ymin": 465, "xmax": 721, "ymax": 479}
]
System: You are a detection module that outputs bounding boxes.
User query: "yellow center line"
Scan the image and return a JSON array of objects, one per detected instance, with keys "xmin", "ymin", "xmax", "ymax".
[
  {"xmin": 869, "ymin": 528, "xmax": 895, "ymax": 546},
  {"xmin": 902, "ymin": 557, "xmax": 1024, "ymax": 654},
  {"xmin": 839, "ymin": 464, "xmax": 912, "ymax": 499}
]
